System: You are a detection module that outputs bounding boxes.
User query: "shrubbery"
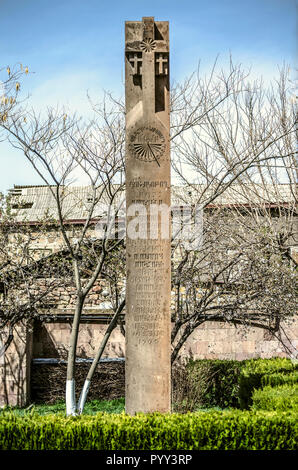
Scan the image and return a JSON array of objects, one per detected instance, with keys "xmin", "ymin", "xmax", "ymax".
[
  {"xmin": 188, "ymin": 359, "xmax": 242, "ymax": 408},
  {"xmin": 261, "ymin": 371, "xmax": 298, "ymax": 388},
  {"xmin": 0, "ymin": 409, "xmax": 296, "ymax": 450},
  {"xmin": 172, "ymin": 359, "xmax": 242, "ymax": 411},
  {"xmin": 1, "ymin": 357, "xmax": 297, "ymax": 450},
  {"xmin": 172, "ymin": 357, "xmax": 298, "ymax": 410},
  {"xmin": 238, "ymin": 358, "xmax": 298, "ymax": 409},
  {"xmin": 251, "ymin": 383, "xmax": 298, "ymax": 412}
]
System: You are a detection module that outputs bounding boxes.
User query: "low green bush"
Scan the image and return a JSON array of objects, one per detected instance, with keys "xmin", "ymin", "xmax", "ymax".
[
  {"xmin": 190, "ymin": 359, "xmax": 243, "ymax": 408},
  {"xmin": 174, "ymin": 359, "xmax": 242, "ymax": 410},
  {"xmin": 251, "ymin": 383, "xmax": 298, "ymax": 412},
  {"xmin": 1, "ymin": 359, "xmax": 297, "ymax": 450},
  {"xmin": 261, "ymin": 371, "xmax": 298, "ymax": 388},
  {"xmin": 0, "ymin": 410, "xmax": 296, "ymax": 450},
  {"xmin": 173, "ymin": 358, "xmax": 298, "ymax": 410},
  {"xmin": 239, "ymin": 358, "xmax": 297, "ymax": 409}
]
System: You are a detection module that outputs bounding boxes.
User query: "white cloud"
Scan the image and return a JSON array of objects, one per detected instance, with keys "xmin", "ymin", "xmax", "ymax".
[{"xmin": 27, "ymin": 70, "xmax": 103, "ymax": 117}]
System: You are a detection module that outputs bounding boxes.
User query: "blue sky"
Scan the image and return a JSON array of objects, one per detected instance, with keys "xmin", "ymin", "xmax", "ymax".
[{"xmin": 0, "ymin": 0, "xmax": 296, "ymax": 192}]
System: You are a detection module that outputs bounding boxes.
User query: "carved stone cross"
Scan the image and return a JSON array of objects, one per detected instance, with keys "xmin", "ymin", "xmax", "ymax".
[
  {"xmin": 156, "ymin": 53, "xmax": 168, "ymax": 75},
  {"xmin": 125, "ymin": 17, "xmax": 171, "ymax": 415},
  {"xmin": 127, "ymin": 52, "xmax": 142, "ymax": 75}
]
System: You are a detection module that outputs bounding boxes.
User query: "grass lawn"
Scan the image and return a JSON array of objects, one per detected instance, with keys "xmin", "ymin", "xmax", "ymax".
[
  {"xmin": 0, "ymin": 398, "xmax": 126, "ymax": 416},
  {"xmin": 0, "ymin": 398, "xmax": 227, "ymax": 416}
]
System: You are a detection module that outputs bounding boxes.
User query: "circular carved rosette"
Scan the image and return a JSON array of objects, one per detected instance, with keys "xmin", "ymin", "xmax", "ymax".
[
  {"xmin": 129, "ymin": 126, "xmax": 166, "ymax": 164},
  {"xmin": 140, "ymin": 38, "xmax": 156, "ymax": 52}
]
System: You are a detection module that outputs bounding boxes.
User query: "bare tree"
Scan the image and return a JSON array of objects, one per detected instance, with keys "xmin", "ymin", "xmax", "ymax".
[
  {"xmin": 1, "ymin": 66, "xmax": 127, "ymax": 414},
  {"xmin": 170, "ymin": 196, "xmax": 297, "ymax": 362},
  {"xmin": 170, "ymin": 63, "xmax": 297, "ymax": 361},
  {"xmin": 0, "ymin": 191, "xmax": 69, "ymax": 357},
  {"xmin": 170, "ymin": 62, "xmax": 296, "ymax": 204}
]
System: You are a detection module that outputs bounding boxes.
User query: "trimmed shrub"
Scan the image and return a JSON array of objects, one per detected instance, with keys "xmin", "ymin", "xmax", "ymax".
[
  {"xmin": 261, "ymin": 371, "xmax": 298, "ymax": 388},
  {"xmin": 0, "ymin": 410, "xmax": 297, "ymax": 450},
  {"xmin": 239, "ymin": 358, "xmax": 297, "ymax": 409},
  {"xmin": 251, "ymin": 384, "xmax": 298, "ymax": 412}
]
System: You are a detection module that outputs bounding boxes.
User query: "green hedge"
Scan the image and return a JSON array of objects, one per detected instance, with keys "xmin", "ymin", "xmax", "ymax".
[
  {"xmin": 261, "ymin": 371, "xmax": 298, "ymax": 388},
  {"xmin": 251, "ymin": 384, "xmax": 298, "ymax": 412},
  {"xmin": 239, "ymin": 358, "xmax": 298, "ymax": 409},
  {"xmin": 1, "ymin": 358, "xmax": 297, "ymax": 451},
  {"xmin": 0, "ymin": 410, "xmax": 297, "ymax": 450},
  {"xmin": 184, "ymin": 358, "xmax": 298, "ymax": 409}
]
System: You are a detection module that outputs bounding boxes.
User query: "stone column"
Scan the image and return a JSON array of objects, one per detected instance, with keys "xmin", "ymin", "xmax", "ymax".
[{"xmin": 125, "ymin": 17, "xmax": 171, "ymax": 414}]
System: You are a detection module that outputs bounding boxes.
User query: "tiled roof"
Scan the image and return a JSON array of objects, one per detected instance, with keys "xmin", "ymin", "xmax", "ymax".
[
  {"xmin": 171, "ymin": 183, "xmax": 296, "ymax": 206},
  {"xmin": 9, "ymin": 185, "xmax": 115, "ymax": 222},
  {"xmin": 8, "ymin": 183, "xmax": 296, "ymax": 222}
]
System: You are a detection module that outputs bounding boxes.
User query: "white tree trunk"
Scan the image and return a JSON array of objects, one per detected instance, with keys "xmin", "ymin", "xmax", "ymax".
[
  {"xmin": 76, "ymin": 299, "xmax": 125, "ymax": 414},
  {"xmin": 77, "ymin": 379, "xmax": 90, "ymax": 415},
  {"xmin": 66, "ymin": 379, "xmax": 77, "ymax": 416}
]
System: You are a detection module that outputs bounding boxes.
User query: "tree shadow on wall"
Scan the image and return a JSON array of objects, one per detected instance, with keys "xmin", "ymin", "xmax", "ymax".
[{"xmin": 0, "ymin": 321, "xmax": 31, "ymax": 407}]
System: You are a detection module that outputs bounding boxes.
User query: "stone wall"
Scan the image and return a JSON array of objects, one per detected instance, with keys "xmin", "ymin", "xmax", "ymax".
[
  {"xmin": 32, "ymin": 320, "xmax": 125, "ymax": 359},
  {"xmin": 180, "ymin": 319, "xmax": 298, "ymax": 361},
  {"xmin": 28, "ymin": 278, "xmax": 115, "ymax": 310},
  {"xmin": 32, "ymin": 318, "xmax": 298, "ymax": 363}
]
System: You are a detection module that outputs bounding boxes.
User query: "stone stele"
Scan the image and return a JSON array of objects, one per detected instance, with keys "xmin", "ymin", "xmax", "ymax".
[{"xmin": 125, "ymin": 17, "xmax": 171, "ymax": 414}]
